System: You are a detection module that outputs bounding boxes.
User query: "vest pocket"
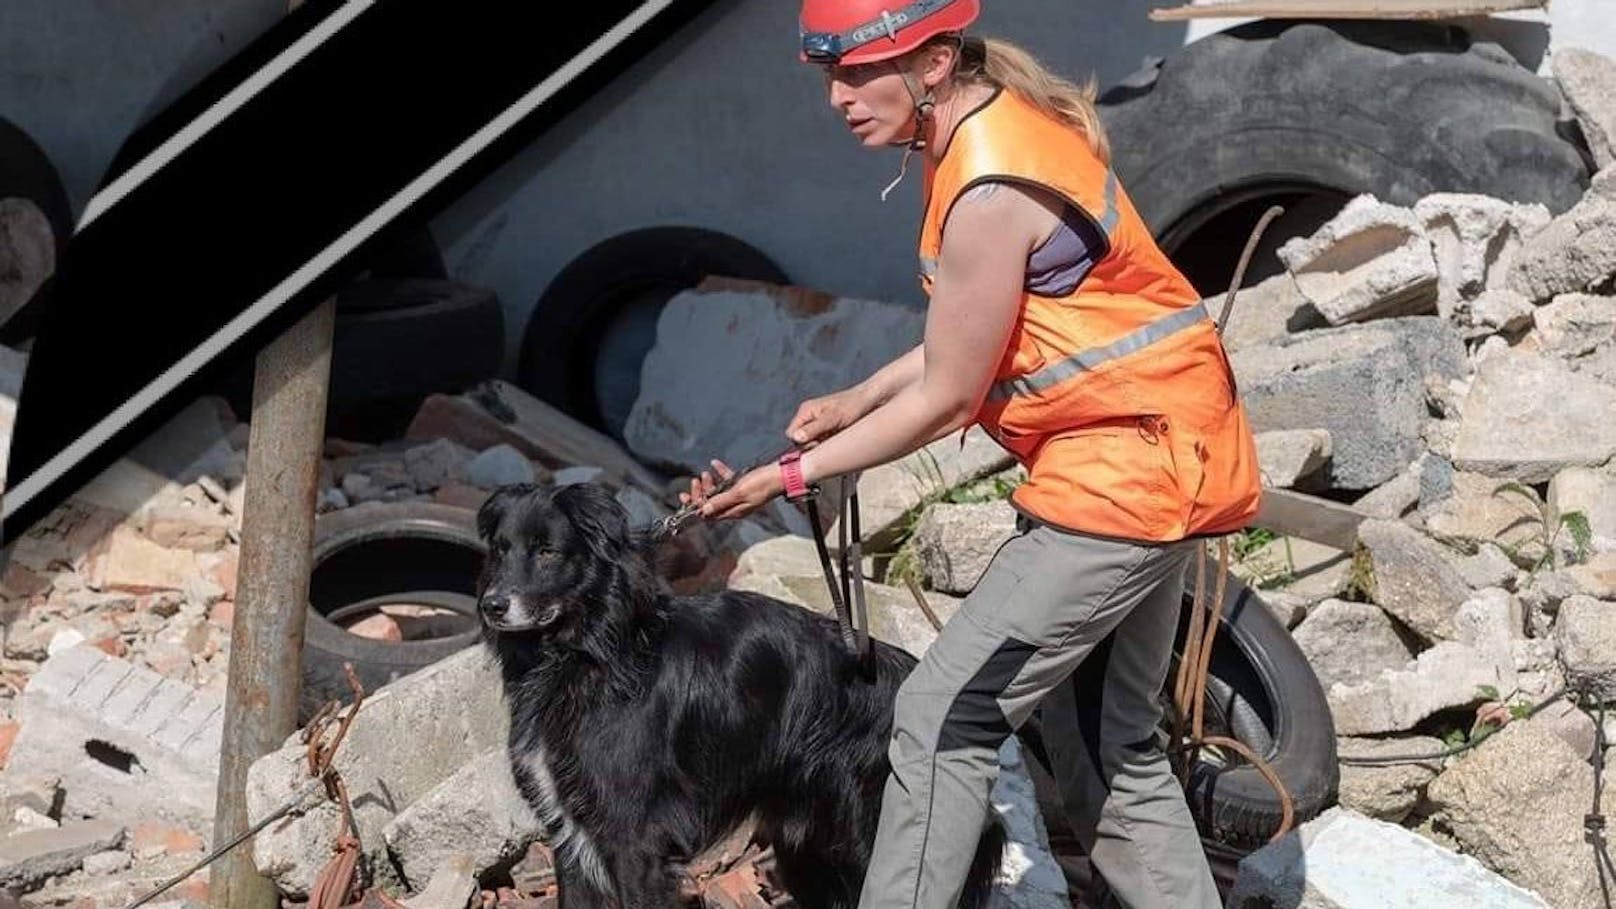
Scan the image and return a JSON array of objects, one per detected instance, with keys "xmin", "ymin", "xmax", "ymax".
[
  {"xmin": 1184, "ymin": 405, "xmax": 1262, "ymax": 534},
  {"xmin": 1151, "ymin": 416, "xmax": 1206, "ymax": 538}
]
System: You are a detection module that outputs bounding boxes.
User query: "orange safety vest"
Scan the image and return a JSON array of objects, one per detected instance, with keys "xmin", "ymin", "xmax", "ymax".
[{"xmin": 919, "ymin": 86, "xmax": 1262, "ymax": 543}]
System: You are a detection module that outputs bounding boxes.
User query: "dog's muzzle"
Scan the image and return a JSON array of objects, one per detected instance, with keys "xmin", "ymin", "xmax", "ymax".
[{"xmin": 480, "ymin": 593, "xmax": 560, "ymax": 632}]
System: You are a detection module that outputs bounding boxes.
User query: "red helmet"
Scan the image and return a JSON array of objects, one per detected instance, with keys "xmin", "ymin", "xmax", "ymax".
[{"xmin": 799, "ymin": 0, "xmax": 980, "ymax": 66}]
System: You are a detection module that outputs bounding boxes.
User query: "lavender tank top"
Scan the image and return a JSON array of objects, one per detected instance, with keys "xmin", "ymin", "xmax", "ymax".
[{"xmin": 1025, "ymin": 201, "xmax": 1103, "ymax": 296}]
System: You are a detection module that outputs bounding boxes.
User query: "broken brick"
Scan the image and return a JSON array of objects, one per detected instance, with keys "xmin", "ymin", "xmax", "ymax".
[
  {"xmin": 1, "ymin": 564, "xmax": 50, "ymax": 600},
  {"xmin": 433, "ymin": 482, "xmax": 491, "ymax": 511},
  {"xmin": 0, "ymin": 720, "xmax": 18, "ymax": 768},
  {"xmin": 83, "ymin": 527, "xmax": 199, "ymax": 595},
  {"xmin": 131, "ymin": 821, "xmax": 203, "ymax": 860},
  {"xmin": 208, "ymin": 600, "xmax": 235, "ymax": 629},
  {"xmin": 345, "ymin": 614, "xmax": 403, "ymax": 642},
  {"xmin": 208, "ymin": 551, "xmax": 238, "ymax": 600}
]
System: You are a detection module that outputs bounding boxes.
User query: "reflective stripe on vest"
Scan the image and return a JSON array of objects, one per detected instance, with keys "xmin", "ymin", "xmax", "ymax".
[
  {"xmin": 988, "ymin": 301, "xmax": 1210, "ymax": 401},
  {"xmin": 1096, "ymin": 167, "xmax": 1120, "ymax": 236}
]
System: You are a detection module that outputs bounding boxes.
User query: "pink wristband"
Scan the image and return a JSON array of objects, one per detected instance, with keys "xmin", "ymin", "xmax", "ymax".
[{"xmin": 779, "ymin": 449, "xmax": 810, "ymax": 500}]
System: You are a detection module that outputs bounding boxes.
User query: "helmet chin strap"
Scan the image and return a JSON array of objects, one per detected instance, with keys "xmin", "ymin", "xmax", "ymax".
[{"xmin": 880, "ymin": 68, "xmax": 934, "ymax": 202}]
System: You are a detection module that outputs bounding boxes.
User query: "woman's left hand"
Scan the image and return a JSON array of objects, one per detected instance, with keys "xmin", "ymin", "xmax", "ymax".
[{"xmin": 699, "ymin": 463, "xmax": 785, "ymax": 521}]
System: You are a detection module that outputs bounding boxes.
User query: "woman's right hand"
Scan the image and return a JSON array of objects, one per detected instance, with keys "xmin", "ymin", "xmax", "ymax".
[{"xmin": 786, "ymin": 387, "xmax": 870, "ymax": 446}]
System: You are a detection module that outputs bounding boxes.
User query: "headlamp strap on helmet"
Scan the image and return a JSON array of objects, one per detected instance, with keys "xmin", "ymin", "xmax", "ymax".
[{"xmin": 800, "ymin": 0, "xmax": 962, "ymax": 63}]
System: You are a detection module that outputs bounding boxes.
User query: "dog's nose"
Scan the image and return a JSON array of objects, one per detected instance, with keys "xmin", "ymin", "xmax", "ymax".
[{"xmin": 480, "ymin": 594, "xmax": 510, "ymax": 620}]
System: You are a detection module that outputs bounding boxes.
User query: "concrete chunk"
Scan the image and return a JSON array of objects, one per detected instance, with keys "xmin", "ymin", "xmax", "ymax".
[
  {"xmin": 1328, "ymin": 641, "xmax": 1508, "ymax": 736},
  {"xmin": 0, "ymin": 818, "xmax": 126, "ymax": 892},
  {"xmin": 1290, "ymin": 600, "xmax": 1416, "ymax": 691},
  {"xmin": 245, "ymin": 645, "xmax": 510, "ymax": 898},
  {"xmin": 381, "ymin": 749, "xmax": 541, "ymax": 891},
  {"xmin": 1421, "ymin": 471, "xmax": 1548, "ymax": 561},
  {"xmin": 1205, "ymin": 271, "xmax": 1325, "ymax": 352},
  {"xmin": 1466, "ymin": 289, "xmax": 1536, "ymax": 335},
  {"xmin": 1552, "ymin": 47, "xmax": 1616, "ymax": 169},
  {"xmin": 1531, "ymin": 292, "xmax": 1616, "ymax": 359},
  {"xmin": 726, "ymin": 534, "xmax": 961, "ymax": 659},
  {"xmin": 1226, "ymin": 806, "xmax": 1551, "ymax": 908},
  {"xmin": 1335, "ymin": 737, "xmax": 1444, "ymax": 824},
  {"xmin": 1507, "ymin": 179, "xmax": 1616, "ymax": 302},
  {"xmin": 830, "ymin": 428, "xmax": 1015, "ymax": 545},
  {"xmin": 5, "ymin": 646, "xmax": 221, "ymax": 831},
  {"xmin": 1555, "ymin": 595, "xmax": 1616, "ymax": 700},
  {"xmin": 1357, "ymin": 519, "xmax": 1472, "ymax": 643},
  {"xmin": 1254, "ymin": 428, "xmax": 1331, "ymax": 489},
  {"xmin": 1230, "ymin": 317, "xmax": 1467, "ymax": 490},
  {"xmin": 1452, "ymin": 351, "xmax": 1616, "ymax": 483},
  {"xmin": 1549, "ymin": 464, "xmax": 1616, "ymax": 554},
  {"xmin": 1427, "ymin": 719, "xmax": 1615, "ymax": 909},
  {"xmin": 82, "ymin": 525, "xmax": 200, "ymax": 595},
  {"xmin": 401, "ymin": 854, "xmax": 479, "ymax": 909},
  {"xmin": 623, "ymin": 278, "xmax": 924, "ymax": 477},
  {"xmin": 1277, "ymin": 195, "xmax": 1440, "ymax": 325},
  {"xmin": 1235, "ymin": 537, "xmax": 1349, "ymax": 605},
  {"xmin": 1413, "ymin": 194, "xmax": 1550, "ymax": 321},
  {"xmin": 912, "ymin": 500, "xmax": 1019, "ymax": 595}
]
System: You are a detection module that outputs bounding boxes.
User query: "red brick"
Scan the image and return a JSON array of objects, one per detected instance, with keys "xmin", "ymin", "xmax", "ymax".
[
  {"xmin": 208, "ymin": 600, "xmax": 235, "ymax": 628},
  {"xmin": 433, "ymin": 483, "xmax": 491, "ymax": 511},
  {"xmin": 210, "ymin": 551, "xmax": 239, "ymax": 600},
  {"xmin": 0, "ymin": 720, "xmax": 19, "ymax": 768}
]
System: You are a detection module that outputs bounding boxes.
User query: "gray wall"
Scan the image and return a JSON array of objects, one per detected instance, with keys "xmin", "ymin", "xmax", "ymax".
[{"xmin": 0, "ymin": 0, "xmax": 285, "ymax": 214}]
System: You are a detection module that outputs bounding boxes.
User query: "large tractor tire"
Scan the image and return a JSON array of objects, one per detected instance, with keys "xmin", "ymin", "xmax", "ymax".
[{"xmin": 1098, "ymin": 18, "xmax": 1592, "ymax": 297}]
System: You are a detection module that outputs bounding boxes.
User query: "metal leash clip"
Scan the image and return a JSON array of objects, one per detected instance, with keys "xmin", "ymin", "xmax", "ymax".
[
  {"xmin": 652, "ymin": 471, "xmax": 742, "ymax": 540},
  {"xmin": 648, "ymin": 442, "xmax": 798, "ymax": 541}
]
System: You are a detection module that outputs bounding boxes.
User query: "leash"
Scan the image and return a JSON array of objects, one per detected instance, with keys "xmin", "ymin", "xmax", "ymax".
[
  {"xmin": 647, "ymin": 443, "xmax": 870, "ymax": 659},
  {"xmin": 1165, "ymin": 204, "xmax": 1300, "ymax": 844},
  {"xmin": 792, "ymin": 469, "xmax": 871, "ymax": 658}
]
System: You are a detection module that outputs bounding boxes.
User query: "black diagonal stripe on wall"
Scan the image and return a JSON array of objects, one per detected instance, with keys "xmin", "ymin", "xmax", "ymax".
[
  {"xmin": 1, "ymin": 0, "xmax": 720, "ymax": 545},
  {"xmin": 938, "ymin": 637, "xmax": 1038, "ymax": 752}
]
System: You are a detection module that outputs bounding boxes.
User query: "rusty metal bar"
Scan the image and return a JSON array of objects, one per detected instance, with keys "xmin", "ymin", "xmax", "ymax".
[{"xmin": 209, "ymin": 291, "xmax": 335, "ymax": 909}]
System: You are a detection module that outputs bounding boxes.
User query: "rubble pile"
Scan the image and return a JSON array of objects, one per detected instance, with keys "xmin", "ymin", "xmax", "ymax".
[
  {"xmin": 1226, "ymin": 168, "xmax": 1615, "ymax": 909},
  {"xmin": 0, "ymin": 371, "xmax": 783, "ymax": 907}
]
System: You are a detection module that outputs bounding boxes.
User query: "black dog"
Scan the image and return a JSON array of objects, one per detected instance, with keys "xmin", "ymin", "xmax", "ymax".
[{"xmin": 474, "ymin": 481, "xmax": 1005, "ymax": 908}]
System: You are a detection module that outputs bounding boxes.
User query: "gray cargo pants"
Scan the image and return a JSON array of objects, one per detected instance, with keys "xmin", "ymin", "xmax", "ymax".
[{"xmin": 857, "ymin": 514, "xmax": 1220, "ymax": 909}]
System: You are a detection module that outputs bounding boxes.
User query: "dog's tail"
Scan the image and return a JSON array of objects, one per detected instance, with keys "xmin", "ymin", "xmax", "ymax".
[{"xmin": 958, "ymin": 814, "xmax": 1007, "ymax": 909}]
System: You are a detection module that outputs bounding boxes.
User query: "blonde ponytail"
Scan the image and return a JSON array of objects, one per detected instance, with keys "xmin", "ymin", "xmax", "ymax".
[{"xmin": 951, "ymin": 36, "xmax": 1111, "ymax": 165}]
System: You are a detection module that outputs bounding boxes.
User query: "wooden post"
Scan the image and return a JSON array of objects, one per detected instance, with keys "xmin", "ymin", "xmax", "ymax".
[{"xmin": 211, "ymin": 7, "xmax": 332, "ymax": 904}]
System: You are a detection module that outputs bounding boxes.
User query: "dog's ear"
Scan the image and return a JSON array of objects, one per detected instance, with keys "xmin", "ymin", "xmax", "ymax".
[
  {"xmin": 550, "ymin": 482, "xmax": 631, "ymax": 561},
  {"xmin": 477, "ymin": 483, "xmax": 540, "ymax": 543}
]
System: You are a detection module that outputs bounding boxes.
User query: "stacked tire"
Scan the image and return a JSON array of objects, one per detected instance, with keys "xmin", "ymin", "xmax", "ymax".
[{"xmin": 0, "ymin": 116, "xmax": 73, "ymax": 343}]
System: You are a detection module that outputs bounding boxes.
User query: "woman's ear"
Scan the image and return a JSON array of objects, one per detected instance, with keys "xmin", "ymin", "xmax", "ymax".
[{"xmin": 918, "ymin": 39, "xmax": 958, "ymax": 89}]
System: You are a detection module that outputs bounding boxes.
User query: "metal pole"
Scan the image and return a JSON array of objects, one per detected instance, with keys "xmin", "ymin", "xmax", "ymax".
[
  {"xmin": 212, "ymin": 0, "xmax": 331, "ymax": 895},
  {"xmin": 210, "ymin": 292, "xmax": 334, "ymax": 909}
]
